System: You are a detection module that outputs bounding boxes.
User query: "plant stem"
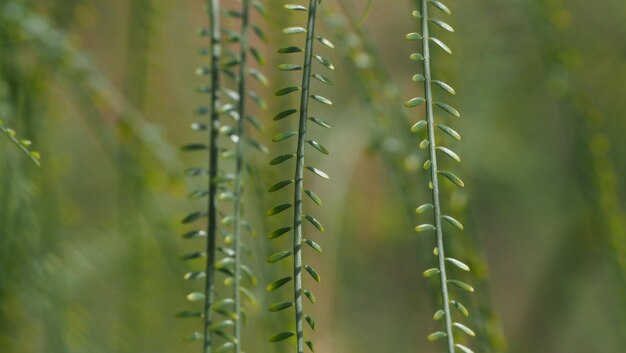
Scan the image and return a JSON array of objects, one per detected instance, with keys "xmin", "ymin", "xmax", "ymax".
[
  {"xmin": 420, "ymin": 0, "xmax": 454, "ymax": 352},
  {"xmin": 204, "ymin": 0, "xmax": 221, "ymax": 352},
  {"xmin": 233, "ymin": 0, "xmax": 250, "ymax": 352},
  {"xmin": 293, "ymin": 1, "xmax": 319, "ymax": 352}
]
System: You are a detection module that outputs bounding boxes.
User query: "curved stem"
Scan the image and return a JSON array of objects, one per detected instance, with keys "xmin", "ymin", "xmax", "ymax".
[
  {"xmin": 420, "ymin": 0, "xmax": 455, "ymax": 352},
  {"xmin": 233, "ymin": 0, "xmax": 250, "ymax": 352},
  {"xmin": 204, "ymin": 0, "xmax": 221, "ymax": 352},
  {"xmin": 293, "ymin": 1, "xmax": 319, "ymax": 352}
]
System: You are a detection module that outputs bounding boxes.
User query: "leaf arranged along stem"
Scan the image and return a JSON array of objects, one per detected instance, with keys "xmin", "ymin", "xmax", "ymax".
[
  {"xmin": 180, "ymin": 1, "xmax": 268, "ymax": 352},
  {"xmin": 0, "ymin": 119, "xmax": 41, "ymax": 166},
  {"xmin": 267, "ymin": 1, "xmax": 333, "ymax": 352},
  {"xmin": 407, "ymin": 1, "xmax": 475, "ymax": 352}
]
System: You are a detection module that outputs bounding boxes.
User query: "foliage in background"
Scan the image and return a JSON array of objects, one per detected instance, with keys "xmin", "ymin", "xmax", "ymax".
[{"xmin": 1, "ymin": 1, "xmax": 625, "ymax": 353}]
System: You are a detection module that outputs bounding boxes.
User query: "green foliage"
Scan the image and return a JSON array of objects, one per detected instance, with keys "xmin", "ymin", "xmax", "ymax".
[
  {"xmin": 0, "ymin": 119, "xmax": 40, "ymax": 166},
  {"xmin": 266, "ymin": 1, "xmax": 333, "ymax": 352},
  {"xmin": 406, "ymin": 1, "xmax": 475, "ymax": 352}
]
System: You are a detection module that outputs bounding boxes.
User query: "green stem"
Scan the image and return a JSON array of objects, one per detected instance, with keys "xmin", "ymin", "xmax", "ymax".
[
  {"xmin": 420, "ymin": 0, "xmax": 454, "ymax": 352},
  {"xmin": 204, "ymin": 0, "xmax": 221, "ymax": 352},
  {"xmin": 233, "ymin": 0, "xmax": 250, "ymax": 352},
  {"xmin": 293, "ymin": 1, "xmax": 319, "ymax": 352}
]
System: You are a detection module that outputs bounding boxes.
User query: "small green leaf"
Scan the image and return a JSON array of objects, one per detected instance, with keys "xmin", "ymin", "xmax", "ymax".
[
  {"xmin": 435, "ymin": 102, "xmax": 461, "ymax": 117},
  {"xmin": 430, "ymin": 37, "xmax": 452, "ymax": 54},
  {"xmin": 266, "ymin": 277, "xmax": 292, "ymax": 291},
  {"xmin": 445, "ymin": 257, "xmax": 470, "ymax": 271},
  {"xmin": 215, "ymin": 342, "xmax": 235, "ymax": 353},
  {"xmin": 309, "ymin": 117, "xmax": 332, "ymax": 129},
  {"xmin": 269, "ymin": 227, "xmax": 292, "ymax": 239},
  {"xmin": 412, "ymin": 74, "xmax": 425, "ymax": 82},
  {"xmin": 448, "ymin": 279, "xmax": 475, "ymax": 292},
  {"xmin": 438, "ymin": 170, "xmax": 465, "ymax": 187},
  {"xmin": 423, "ymin": 268, "xmax": 440, "ymax": 277},
  {"xmin": 314, "ymin": 55, "xmax": 334, "ymax": 70},
  {"xmin": 406, "ymin": 32, "xmax": 423, "ymax": 41},
  {"xmin": 269, "ymin": 180, "xmax": 293, "ymax": 192},
  {"xmin": 270, "ymin": 154, "xmax": 295, "ymax": 165},
  {"xmin": 416, "ymin": 203, "xmax": 434, "ymax": 214},
  {"xmin": 268, "ymin": 251, "xmax": 292, "ymax": 263},
  {"xmin": 181, "ymin": 212, "xmax": 207, "ymax": 224},
  {"xmin": 186, "ymin": 292, "xmax": 205, "ymax": 302},
  {"xmin": 305, "ymin": 340, "xmax": 315, "ymax": 352},
  {"xmin": 431, "ymin": 0, "xmax": 452, "ymax": 15},
  {"xmin": 311, "ymin": 95, "xmax": 333, "ymax": 105},
  {"xmin": 184, "ymin": 271, "xmax": 206, "ymax": 280},
  {"xmin": 272, "ymin": 131, "xmax": 298, "ymax": 142},
  {"xmin": 182, "ymin": 230, "xmax": 207, "ymax": 239},
  {"xmin": 209, "ymin": 320, "xmax": 234, "ymax": 331},
  {"xmin": 307, "ymin": 140, "xmax": 329, "ymax": 154},
  {"xmin": 305, "ymin": 215, "xmax": 325, "ymax": 232},
  {"xmin": 275, "ymin": 108, "xmax": 298, "ymax": 120},
  {"xmin": 415, "ymin": 224, "xmax": 436, "ymax": 233},
  {"xmin": 306, "ymin": 166, "xmax": 329, "ymax": 179},
  {"xmin": 267, "ymin": 203, "xmax": 292, "ymax": 216},
  {"xmin": 437, "ymin": 124, "xmax": 461, "ymax": 140},
  {"xmin": 451, "ymin": 300, "xmax": 469, "ymax": 317},
  {"xmin": 453, "ymin": 322, "xmax": 476, "ymax": 336},
  {"xmin": 316, "ymin": 36, "xmax": 335, "ymax": 48},
  {"xmin": 179, "ymin": 252, "xmax": 205, "ymax": 261},
  {"xmin": 433, "ymin": 310, "xmax": 445, "ymax": 320},
  {"xmin": 269, "ymin": 301, "xmax": 293, "ymax": 312},
  {"xmin": 431, "ymin": 18, "xmax": 454, "ymax": 32},
  {"xmin": 304, "ymin": 290, "xmax": 316, "ymax": 304},
  {"xmin": 185, "ymin": 332, "xmax": 204, "ymax": 341},
  {"xmin": 305, "ymin": 315, "xmax": 316, "ymax": 330},
  {"xmin": 427, "ymin": 331, "xmax": 447, "ymax": 341},
  {"xmin": 269, "ymin": 331, "xmax": 295, "ymax": 342},
  {"xmin": 442, "ymin": 215, "xmax": 464, "ymax": 230},
  {"xmin": 410, "ymin": 53, "xmax": 424, "ymax": 61},
  {"xmin": 455, "ymin": 344, "xmax": 475, "ymax": 353},
  {"xmin": 283, "ymin": 27, "xmax": 306, "ymax": 34},
  {"xmin": 304, "ymin": 265, "xmax": 321, "ymax": 282},
  {"xmin": 411, "ymin": 120, "xmax": 428, "ymax": 132},
  {"xmin": 278, "ymin": 64, "xmax": 302, "ymax": 71},
  {"xmin": 278, "ymin": 46, "xmax": 303, "ymax": 54},
  {"xmin": 304, "ymin": 239, "xmax": 323, "ymax": 253},
  {"xmin": 312, "ymin": 73, "xmax": 333, "ymax": 85},
  {"xmin": 433, "ymin": 80, "xmax": 456, "ymax": 95},
  {"xmin": 275, "ymin": 86, "xmax": 300, "ymax": 96},
  {"xmin": 412, "ymin": 10, "xmax": 421, "ymax": 18},
  {"xmin": 437, "ymin": 146, "xmax": 461, "ymax": 163},
  {"xmin": 405, "ymin": 97, "xmax": 425, "ymax": 108},
  {"xmin": 305, "ymin": 189, "xmax": 322, "ymax": 205},
  {"xmin": 284, "ymin": 4, "xmax": 307, "ymax": 11}
]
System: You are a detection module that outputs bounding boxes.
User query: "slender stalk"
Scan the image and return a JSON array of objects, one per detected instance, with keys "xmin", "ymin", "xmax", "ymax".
[
  {"xmin": 292, "ymin": 2, "xmax": 319, "ymax": 352},
  {"xmin": 420, "ymin": 0, "xmax": 455, "ymax": 352},
  {"xmin": 232, "ymin": 0, "xmax": 250, "ymax": 352},
  {"xmin": 204, "ymin": 0, "xmax": 221, "ymax": 352}
]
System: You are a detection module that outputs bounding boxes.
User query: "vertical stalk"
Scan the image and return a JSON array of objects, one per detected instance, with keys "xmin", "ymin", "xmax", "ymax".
[
  {"xmin": 293, "ymin": 1, "xmax": 319, "ymax": 352},
  {"xmin": 420, "ymin": 0, "xmax": 455, "ymax": 352},
  {"xmin": 204, "ymin": 0, "xmax": 221, "ymax": 352},
  {"xmin": 233, "ymin": 0, "xmax": 250, "ymax": 352}
]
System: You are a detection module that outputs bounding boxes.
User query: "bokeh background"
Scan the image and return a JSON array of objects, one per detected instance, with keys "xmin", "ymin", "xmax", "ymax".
[{"xmin": 1, "ymin": 0, "xmax": 625, "ymax": 353}]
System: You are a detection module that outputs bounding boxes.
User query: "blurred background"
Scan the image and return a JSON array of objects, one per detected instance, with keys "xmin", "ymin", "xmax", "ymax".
[{"xmin": 1, "ymin": 0, "xmax": 625, "ymax": 353}]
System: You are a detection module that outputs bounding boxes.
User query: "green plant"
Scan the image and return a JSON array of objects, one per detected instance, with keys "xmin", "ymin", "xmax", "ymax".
[
  {"xmin": 265, "ymin": 1, "xmax": 334, "ymax": 352},
  {"xmin": 179, "ymin": 1, "xmax": 267, "ymax": 352},
  {"xmin": 406, "ymin": 1, "xmax": 476, "ymax": 352},
  {"xmin": 0, "ymin": 119, "xmax": 40, "ymax": 166}
]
